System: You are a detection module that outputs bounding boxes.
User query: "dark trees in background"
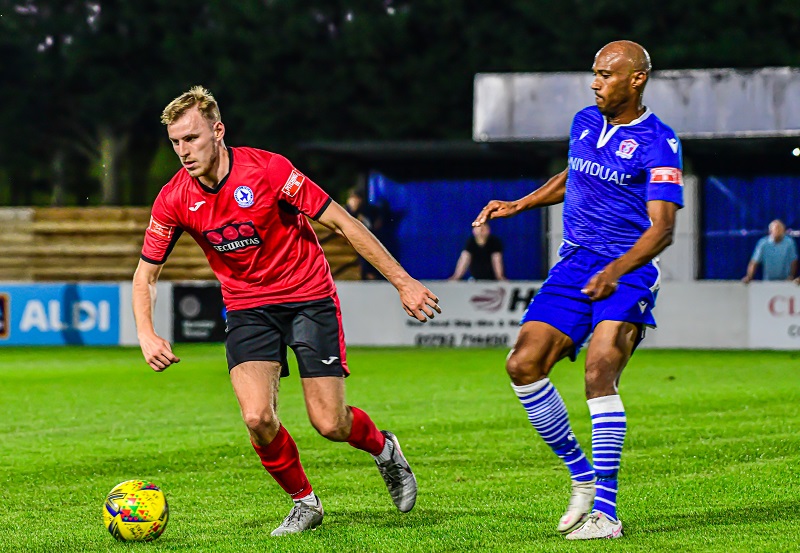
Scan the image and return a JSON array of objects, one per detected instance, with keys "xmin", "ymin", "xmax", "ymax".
[{"xmin": 2, "ymin": 0, "xmax": 799, "ymax": 205}]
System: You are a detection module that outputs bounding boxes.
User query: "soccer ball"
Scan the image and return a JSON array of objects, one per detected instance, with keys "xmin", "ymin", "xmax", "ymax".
[{"xmin": 102, "ymin": 480, "xmax": 169, "ymax": 541}]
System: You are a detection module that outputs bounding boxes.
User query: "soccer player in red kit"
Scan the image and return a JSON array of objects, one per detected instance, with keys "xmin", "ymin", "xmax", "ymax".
[{"xmin": 132, "ymin": 86, "xmax": 441, "ymax": 536}]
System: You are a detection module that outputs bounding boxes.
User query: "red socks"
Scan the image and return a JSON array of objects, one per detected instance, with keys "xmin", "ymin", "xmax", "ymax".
[
  {"xmin": 251, "ymin": 425, "xmax": 312, "ymax": 499},
  {"xmin": 347, "ymin": 406, "xmax": 386, "ymax": 455},
  {"xmin": 252, "ymin": 408, "xmax": 384, "ymax": 499}
]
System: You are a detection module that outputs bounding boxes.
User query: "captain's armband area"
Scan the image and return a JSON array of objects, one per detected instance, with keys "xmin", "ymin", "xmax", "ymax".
[{"xmin": 649, "ymin": 167, "xmax": 682, "ymax": 186}]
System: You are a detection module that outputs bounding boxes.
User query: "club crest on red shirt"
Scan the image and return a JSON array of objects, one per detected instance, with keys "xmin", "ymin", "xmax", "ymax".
[
  {"xmin": 616, "ymin": 138, "xmax": 639, "ymax": 159},
  {"xmin": 234, "ymin": 186, "xmax": 254, "ymax": 208},
  {"xmin": 282, "ymin": 169, "xmax": 305, "ymax": 197}
]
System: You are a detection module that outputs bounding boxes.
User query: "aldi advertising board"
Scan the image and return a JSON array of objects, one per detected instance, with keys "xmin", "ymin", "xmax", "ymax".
[
  {"xmin": 0, "ymin": 283, "xmax": 120, "ymax": 345},
  {"xmin": 0, "ymin": 281, "xmax": 797, "ymax": 349}
]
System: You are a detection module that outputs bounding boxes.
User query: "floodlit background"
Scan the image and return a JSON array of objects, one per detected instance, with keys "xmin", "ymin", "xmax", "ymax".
[{"xmin": 1, "ymin": 2, "xmax": 799, "ymax": 551}]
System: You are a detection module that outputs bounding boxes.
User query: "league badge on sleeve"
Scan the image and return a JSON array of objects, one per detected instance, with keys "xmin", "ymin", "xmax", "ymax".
[
  {"xmin": 147, "ymin": 217, "xmax": 174, "ymax": 240},
  {"xmin": 616, "ymin": 139, "xmax": 639, "ymax": 159},
  {"xmin": 649, "ymin": 167, "xmax": 683, "ymax": 186},
  {"xmin": 282, "ymin": 169, "xmax": 306, "ymax": 198},
  {"xmin": 234, "ymin": 186, "xmax": 254, "ymax": 208}
]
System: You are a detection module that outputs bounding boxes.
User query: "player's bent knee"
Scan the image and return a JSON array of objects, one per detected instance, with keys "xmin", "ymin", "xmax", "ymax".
[
  {"xmin": 241, "ymin": 410, "xmax": 279, "ymax": 435},
  {"xmin": 505, "ymin": 349, "xmax": 547, "ymax": 385},
  {"xmin": 584, "ymin": 359, "xmax": 622, "ymax": 398},
  {"xmin": 311, "ymin": 417, "xmax": 349, "ymax": 442}
]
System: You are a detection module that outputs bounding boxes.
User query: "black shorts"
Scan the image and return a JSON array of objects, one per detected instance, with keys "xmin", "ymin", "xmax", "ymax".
[{"xmin": 225, "ymin": 296, "xmax": 349, "ymax": 378}]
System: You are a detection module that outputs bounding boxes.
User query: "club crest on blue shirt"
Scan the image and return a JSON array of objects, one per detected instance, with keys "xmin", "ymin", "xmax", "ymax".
[
  {"xmin": 234, "ymin": 186, "xmax": 254, "ymax": 208},
  {"xmin": 616, "ymin": 139, "xmax": 639, "ymax": 159}
]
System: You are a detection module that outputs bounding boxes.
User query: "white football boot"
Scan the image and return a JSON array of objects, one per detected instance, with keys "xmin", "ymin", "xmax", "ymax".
[
  {"xmin": 270, "ymin": 497, "xmax": 324, "ymax": 536},
  {"xmin": 565, "ymin": 511, "xmax": 623, "ymax": 540},
  {"xmin": 557, "ymin": 478, "xmax": 596, "ymax": 534}
]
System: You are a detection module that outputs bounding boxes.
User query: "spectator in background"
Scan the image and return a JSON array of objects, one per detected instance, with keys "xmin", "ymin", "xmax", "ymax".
[
  {"xmin": 449, "ymin": 223, "xmax": 506, "ymax": 281},
  {"xmin": 345, "ymin": 187, "xmax": 387, "ymax": 280},
  {"xmin": 742, "ymin": 219, "xmax": 798, "ymax": 283}
]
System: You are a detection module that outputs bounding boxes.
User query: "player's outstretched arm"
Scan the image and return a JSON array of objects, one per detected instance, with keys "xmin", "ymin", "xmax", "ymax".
[
  {"xmin": 583, "ymin": 200, "xmax": 678, "ymax": 301},
  {"xmin": 473, "ymin": 169, "xmax": 568, "ymax": 226},
  {"xmin": 132, "ymin": 259, "xmax": 180, "ymax": 371},
  {"xmin": 317, "ymin": 201, "xmax": 441, "ymax": 322}
]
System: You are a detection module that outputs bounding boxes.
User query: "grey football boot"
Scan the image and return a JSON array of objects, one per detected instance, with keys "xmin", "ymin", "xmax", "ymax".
[
  {"xmin": 270, "ymin": 497, "xmax": 324, "ymax": 536},
  {"xmin": 374, "ymin": 430, "xmax": 417, "ymax": 512}
]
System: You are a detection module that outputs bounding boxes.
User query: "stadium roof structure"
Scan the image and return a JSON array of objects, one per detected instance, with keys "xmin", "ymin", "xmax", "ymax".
[
  {"xmin": 304, "ymin": 69, "xmax": 800, "ymax": 178},
  {"xmin": 301, "ymin": 139, "xmax": 561, "ymax": 180},
  {"xmin": 473, "ymin": 67, "xmax": 800, "ymax": 141},
  {"xmin": 303, "ymin": 136, "xmax": 800, "ymax": 178}
]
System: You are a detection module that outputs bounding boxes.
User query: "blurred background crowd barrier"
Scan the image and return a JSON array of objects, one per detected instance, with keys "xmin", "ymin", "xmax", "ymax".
[
  {"xmin": 1, "ymin": 277, "xmax": 798, "ymax": 349},
  {"xmin": 0, "ymin": 207, "xmax": 359, "ymax": 282}
]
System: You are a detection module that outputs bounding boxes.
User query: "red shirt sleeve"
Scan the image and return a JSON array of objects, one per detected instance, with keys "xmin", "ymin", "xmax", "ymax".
[
  {"xmin": 267, "ymin": 154, "xmax": 331, "ymax": 219},
  {"xmin": 141, "ymin": 187, "xmax": 183, "ymax": 265}
]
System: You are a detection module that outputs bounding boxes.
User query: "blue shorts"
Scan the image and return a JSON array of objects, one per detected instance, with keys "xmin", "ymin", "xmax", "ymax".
[{"xmin": 522, "ymin": 244, "xmax": 660, "ymax": 359}]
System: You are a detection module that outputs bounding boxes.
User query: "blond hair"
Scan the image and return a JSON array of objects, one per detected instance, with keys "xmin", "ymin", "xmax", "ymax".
[{"xmin": 160, "ymin": 86, "xmax": 221, "ymax": 125}]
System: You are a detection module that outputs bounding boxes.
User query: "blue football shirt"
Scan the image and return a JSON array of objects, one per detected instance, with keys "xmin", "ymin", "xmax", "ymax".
[
  {"xmin": 751, "ymin": 236, "xmax": 798, "ymax": 280},
  {"xmin": 563, "ymin": 106, "xmax": 684, "ymax": 259}
]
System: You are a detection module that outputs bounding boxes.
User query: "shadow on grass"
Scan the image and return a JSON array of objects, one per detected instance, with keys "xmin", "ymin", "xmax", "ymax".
[
  {"xmin": 633, "ymin": 501, "xmax": 800, "ymax": 535},
  {"xmin": 240, "ymin": 506, "xmax": 497, "ymax": 532}
]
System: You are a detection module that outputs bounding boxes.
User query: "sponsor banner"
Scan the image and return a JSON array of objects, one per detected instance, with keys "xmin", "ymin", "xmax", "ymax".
[
  {"xmin": 173, "ymin": 283, "xmax": 227, "ymax": 343},
  {"xmin": 0, "ymin": 283, "xmax": 119, "ymax": 345},
  {"xmin": 748, "ymin": 282, "xmax": 800, "ymax": 349},
  {"xmin": 119, "ymin": 282, "xmax": 173, "ymax": 346},
  {"xmin": 336, "ymin": 281, "xmax": 540, "ymax": 347}
]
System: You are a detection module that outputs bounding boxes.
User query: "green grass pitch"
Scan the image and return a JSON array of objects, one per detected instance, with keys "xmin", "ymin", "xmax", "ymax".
[{"xmin": 1, "ymin": 345, "xmax": 799, "ymax": 552}]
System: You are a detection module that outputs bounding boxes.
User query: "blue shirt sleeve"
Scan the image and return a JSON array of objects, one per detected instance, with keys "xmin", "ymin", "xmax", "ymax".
[
  {"xmin": 642, "ymin": 128, "xmax": 684, "ymax": 207},
  {"xmin": 789, "ymin": 236, "xmax": 798, "ymax": 261},
  {"xmin": 752, "ymin": 237, "xmax": 766, "ymax": 263},
  {"xmin": 568, "ymin": 112, "xmax": 580, "ymax": 144}
]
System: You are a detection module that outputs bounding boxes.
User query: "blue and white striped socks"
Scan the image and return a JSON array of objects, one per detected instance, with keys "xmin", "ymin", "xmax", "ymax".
[
  {"xmin": 587, "ymin": 394, "xmax": 626, "ymax": 521},
  {"xmin": 512, "ymin": 378, "xmax": 595, "ymax": 482}
]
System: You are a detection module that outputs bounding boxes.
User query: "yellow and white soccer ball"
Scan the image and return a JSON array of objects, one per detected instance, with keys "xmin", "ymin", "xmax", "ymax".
[{"xmin": 102, "ymin": 480, "xmax": 169, "ymax": 541}]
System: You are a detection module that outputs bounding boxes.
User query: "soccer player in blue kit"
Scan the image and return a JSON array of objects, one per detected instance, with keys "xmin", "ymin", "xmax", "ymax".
[{"xmin": 474, "ymin": 41, "xmax": 683, "ymax": 539}]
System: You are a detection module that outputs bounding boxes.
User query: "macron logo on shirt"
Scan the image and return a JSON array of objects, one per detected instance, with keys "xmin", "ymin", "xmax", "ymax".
[{"xmin": 667, "ymin": 138, "xmax": 679, "ymax": 153}]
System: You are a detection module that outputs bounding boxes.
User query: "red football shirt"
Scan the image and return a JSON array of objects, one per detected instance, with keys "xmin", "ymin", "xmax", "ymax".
[{"xmin": 141, "ymin": 147, "xmax": 336, "ymax": 310}]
